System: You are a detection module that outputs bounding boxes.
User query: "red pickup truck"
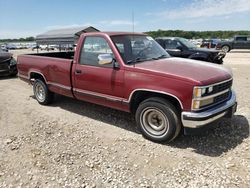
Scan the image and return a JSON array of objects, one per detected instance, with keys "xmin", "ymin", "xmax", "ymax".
[{"xmin": 17, "ymin": 32, "xmax": 237, "ymax": 142}]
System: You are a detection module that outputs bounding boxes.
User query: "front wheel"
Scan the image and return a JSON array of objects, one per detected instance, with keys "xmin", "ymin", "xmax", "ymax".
[
  {"xmin": 33, "ymin": 79, "xmax": 54, "ymax": 105},
  {"xmin": 135, "ymin": 97, "xmax": 181, "ymax": 143},
  {"xmin": 221, "ymin": 45, "xmax": 230, "ymax": 53},
  {"xmin": 10, "ymin": 72, "xmax": 17, "ymax": 77}
]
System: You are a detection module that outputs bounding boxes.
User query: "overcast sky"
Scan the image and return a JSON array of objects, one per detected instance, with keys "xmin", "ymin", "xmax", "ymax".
[{"xmin": 0, "ymin": 0, "xmax": 250, "ymax": 39}]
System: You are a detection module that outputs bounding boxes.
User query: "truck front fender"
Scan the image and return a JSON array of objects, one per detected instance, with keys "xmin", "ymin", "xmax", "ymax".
[{"xmin": 126, "ymin": 89, "xmax": 185, "ymax": 114}]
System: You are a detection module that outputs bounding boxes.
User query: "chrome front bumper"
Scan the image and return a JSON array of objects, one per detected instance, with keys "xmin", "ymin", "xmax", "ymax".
[{"xmin": 181, "ymin": 91, "xmax": 237, "ymax": 128}]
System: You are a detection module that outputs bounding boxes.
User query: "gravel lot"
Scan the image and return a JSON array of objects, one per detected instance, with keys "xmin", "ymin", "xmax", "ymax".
[{"xmin": 0, "ymin": 50, "xmax": 249, "ymax": 187}]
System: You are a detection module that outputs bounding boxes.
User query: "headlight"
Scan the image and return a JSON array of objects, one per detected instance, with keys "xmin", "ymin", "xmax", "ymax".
[
  {"xmin": 193, "ymin": 86, "xmax": 213, "ymax": 98},
  {"xmin": 192, "ymin": 79, "xmax": 232, "ymax": 111},
  {"xmin": 194, "ymin": 87, "xmax": 205, "ymax": 97},
  {"xmin": 192, "ymin": 98, "xmax": 214, "ymax": 110},
  {"xmin": 9, "ymin": 58, "xmax": 17, "ymax": 65},
  {"xmin": 192, "ymin": 86, "xmax": 215, "ymax": 110}
]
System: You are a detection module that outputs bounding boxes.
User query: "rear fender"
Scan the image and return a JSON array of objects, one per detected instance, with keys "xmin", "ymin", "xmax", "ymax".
[{"xmin": 29, "ymin": 70, "xmax": 47, "ymax": 83}]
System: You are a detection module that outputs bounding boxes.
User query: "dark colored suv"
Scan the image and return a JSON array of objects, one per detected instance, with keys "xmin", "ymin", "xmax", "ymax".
[
  {"xmin": 0, "ymin": 48, "xmax": 18, "ymax": 77},
  {"xmin": 155, "ymin": 37, "xmax": 225, "ymax": 64}
]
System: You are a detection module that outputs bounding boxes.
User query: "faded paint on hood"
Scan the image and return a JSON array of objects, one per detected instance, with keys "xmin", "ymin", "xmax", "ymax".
[{"xmin": 133, "ymin": 57, "xmax": 232, "ymax": 86}]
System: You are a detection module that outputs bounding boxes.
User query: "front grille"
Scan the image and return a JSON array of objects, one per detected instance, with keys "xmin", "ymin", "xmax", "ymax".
[
  {"xmin": 196, "ymin": 79, "xmax": 233, "ymax": 111},
  {"xmin": 213, "ymin": 80, "xmax": 232, "ymax": 94},
  {"xmin": 214, "ymin": 91, "xmax": 230, "ymax": 104},
  {"xmin": 202, "ymin": 79, "xmax": 232, "ymax": 97}
]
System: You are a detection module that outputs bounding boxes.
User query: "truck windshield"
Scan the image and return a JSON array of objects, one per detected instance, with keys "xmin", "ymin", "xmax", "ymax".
[
  {"xmin": 111, "ymin": 35, "xmax": 170, "ymax": 64},
  {"xmin": 178, "ymin": 38, "xmax": 197, "ymax": 49}
]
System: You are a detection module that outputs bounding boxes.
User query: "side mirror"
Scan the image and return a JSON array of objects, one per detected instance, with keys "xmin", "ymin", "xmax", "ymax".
[{"xmin": 98, "ymin": 54, "xmax": 113, "ymax": 65}]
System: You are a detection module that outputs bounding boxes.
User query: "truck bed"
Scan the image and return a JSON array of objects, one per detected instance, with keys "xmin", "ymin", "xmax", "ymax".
[
  {"xmin": 17, "ymin": 52, "xmax": 74, "ymax": 98},
  {"xmin": 28, "ymin": 51, "xmax": 75, "ymax": 59}
]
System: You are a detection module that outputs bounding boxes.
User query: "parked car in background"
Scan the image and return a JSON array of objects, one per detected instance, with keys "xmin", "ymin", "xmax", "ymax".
[
  {"xmin": 17, "ymin": 32, "xmax": 237, "ymax": 142},
  {"xmin": 200, "ymin": 39, "xmax": 221, "ymax": 48},
  {"xmin": 41, "ymin": 45, "xmax": 57, "ymax": 51},
  {"xmin": 1, "ymin": 44, "xmax": 8, "ymax": 52},
  {"xmin": 31, "ymin": 45, "xmax": 55, "ymax": 51},
  {"xmin": 6, "ymin": 43, "xmax": 17, "ymax": 50},
  {"xmin": 189, "ymin": 39, "xmax": 203, "ymax": 47},
  {"xmin": 0, "ymin": 48, "xmax": 18, "ymax": 76},
  {"xmin": 60, "ymin": 44, "xmax": 74, "ymax": 51},
  {"xmin": 155, "ymin": 37, "xmax": 225, "ymax": 64},
  {"xmin": 216, "ymin": 35, "xmax": 250, "ymax": 52}
]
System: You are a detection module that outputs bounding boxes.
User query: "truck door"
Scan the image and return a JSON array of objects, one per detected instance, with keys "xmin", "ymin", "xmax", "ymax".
[
  {"xmin": 234, "ymin": 36, "xmax": 248, "ymax": 49},
  {"xmin": 247, "ymin": 37, "xmax": 250, "ymax": 49},
  {"xmin": 165, "ymin": 39, "xmax": 183, "ymax": 57},
  {"xmin": 72, "ymin": 36, "xmax": 125, "ymax": 108}
]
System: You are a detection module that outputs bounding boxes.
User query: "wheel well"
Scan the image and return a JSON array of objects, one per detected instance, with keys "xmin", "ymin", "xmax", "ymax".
[
  {"xmin": 129, "ymin": 91, "xmax": 182, "ymax": 114},
  {"xmin": 30, "ymin": 72, "xmax": 46, "ymax": 83}
]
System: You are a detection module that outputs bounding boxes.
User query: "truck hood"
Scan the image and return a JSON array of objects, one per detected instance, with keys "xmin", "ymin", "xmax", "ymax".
[
  {"xmin": 0, "ymin": 52, "xmax": 12, "ymax": 63},
  {"xmin": 134, "ymin": 57, "xmax": 232, "ymax": 85}
]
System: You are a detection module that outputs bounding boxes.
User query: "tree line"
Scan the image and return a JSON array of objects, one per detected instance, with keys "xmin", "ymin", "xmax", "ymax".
[
  {"xmin": 1, "ymin": 30, "xmax": 250, "ymax": 42},
  {"xmin": 0, "ymin": 37, "xmax": 35, "ymax": 43},
  {"xmin": 145, "ymin": 30, "xmax": 250, "ymax": 39}
]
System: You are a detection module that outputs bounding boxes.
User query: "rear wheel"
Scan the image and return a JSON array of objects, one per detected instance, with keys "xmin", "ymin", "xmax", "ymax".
[
  {"xmin": 33, "ymin": 79, "xmax": 54, "ymax": 105},
  {"xmin": 221, "ymin": 45, "xmax": 230, "ymax": 52},
  {"xmin": 135, "ymin": 97, "xmax": 181, "ymax": 142}
]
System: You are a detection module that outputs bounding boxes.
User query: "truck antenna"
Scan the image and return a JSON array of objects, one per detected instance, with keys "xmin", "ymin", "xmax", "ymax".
[
  {"xmin": 132, "ymin": 10, "xmax": 135, "ymax": 68},
  {"xmin": 132, "ymin": 10, "xmax": 134, "ymax": 34}
]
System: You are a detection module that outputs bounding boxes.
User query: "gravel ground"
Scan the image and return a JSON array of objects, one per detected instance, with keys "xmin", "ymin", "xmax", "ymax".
[{"xmin": 0, "ymin": 50, "xmax": 249, "ymax": 187}]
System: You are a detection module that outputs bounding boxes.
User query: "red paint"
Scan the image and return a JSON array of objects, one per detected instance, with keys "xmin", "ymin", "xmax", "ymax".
[{"xmin": 17, "ymin": 32, "xmax": 232, "ymax": 112}]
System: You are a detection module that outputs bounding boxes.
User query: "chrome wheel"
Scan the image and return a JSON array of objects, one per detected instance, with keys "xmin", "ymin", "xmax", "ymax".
[
  {"xmin": 222, "ymin": 45, "xmax": 230, "ymax": 52},
  {"xmin": 35, "ymin": 83, "xmax": 45, "ymax": 102},
  {"xmin": 33, "ymin": 79, "xmax": 54, "ymax": 105},
  {"xmin": 140, "ymin": 107, "xmax": 169, "ymax": 136}
]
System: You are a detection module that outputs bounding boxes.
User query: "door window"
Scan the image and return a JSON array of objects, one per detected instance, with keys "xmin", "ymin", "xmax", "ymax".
[
  {"xmin": 80, "ymin": 36, "xmax": 113, "ymax": 67},
  {"xmin": 235, "ymin": 37, "xmax": 247, "ymax": 41},
  {"xmin": 165, "ymin": 39, "xmax": 181, "ymax": 49}
]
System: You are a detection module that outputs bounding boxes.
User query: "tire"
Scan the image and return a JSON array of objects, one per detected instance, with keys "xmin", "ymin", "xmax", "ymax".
[
  {"xmin": 221, "ymin": 45, "xmax": 230, "ymax": 53},
  {"xmin": 10, "ymin": 72, "xmax": 17, "ymax": 77},
  {"xmin": 135, "ymin": 97, "xmax": 181, "ymax": 143},
  {"xmin": 216, "ymin": 59, "xmax": 223, "ymax": 65},
  {"xmin": 33, "ymin": 79, "xmax": 54, "ymax": 105}
]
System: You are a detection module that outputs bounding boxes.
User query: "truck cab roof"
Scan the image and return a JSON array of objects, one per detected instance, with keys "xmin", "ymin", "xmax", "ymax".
[{"xmin": 83, "ymin": 32, "xmax": 147, "ymax": 37}]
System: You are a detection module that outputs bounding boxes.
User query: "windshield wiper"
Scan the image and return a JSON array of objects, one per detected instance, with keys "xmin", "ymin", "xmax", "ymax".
[
  {"xmin": 127, "ymin": 57, "xmax": 147, "ymax": 64},
  {"xmin": 152, "ymin": 54, "xmax": 168, "ymax": 60}
]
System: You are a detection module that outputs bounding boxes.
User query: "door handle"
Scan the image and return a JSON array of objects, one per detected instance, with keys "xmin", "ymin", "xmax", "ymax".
[{"xmin": 75, "ymin": 69, "xmax": 82, "ymax": 75}]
